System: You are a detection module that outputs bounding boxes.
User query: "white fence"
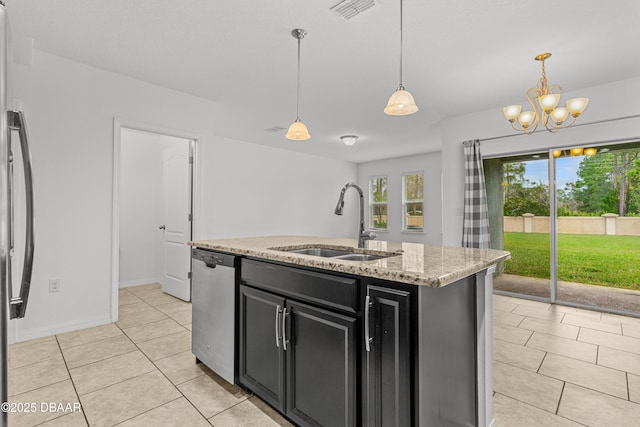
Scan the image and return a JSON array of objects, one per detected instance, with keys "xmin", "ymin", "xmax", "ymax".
[{"xmin": 504, "ymin": 214, "xmax": 640, "ymax": 236}]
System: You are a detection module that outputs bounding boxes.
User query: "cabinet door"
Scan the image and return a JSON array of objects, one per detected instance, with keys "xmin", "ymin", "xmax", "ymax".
[
  {"xmin": 239, "ymin": 285, "xmax": 286, "ymax": 411},
  {"xmin": 286, "ymin": 300, "xmax": 357, "ymax": 427},
  {"xmin": 365, "ymin": 285, "xmax": 411, "ymax": 427}
]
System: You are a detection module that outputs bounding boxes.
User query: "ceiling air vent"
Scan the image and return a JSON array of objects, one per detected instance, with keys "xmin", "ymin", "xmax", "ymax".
[
  {"xmin": 330, "ymin": 0, "xmax": 379, "ymax": 21},
  {"xmin": 265, "ymin": 125, "xmax": 286, "ymax": 133}
]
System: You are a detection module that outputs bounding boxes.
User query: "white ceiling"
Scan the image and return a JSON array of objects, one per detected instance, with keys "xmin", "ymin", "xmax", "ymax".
[{"xmin": 6, "ymin": 0, "xmax": 640, "ymax": 163}]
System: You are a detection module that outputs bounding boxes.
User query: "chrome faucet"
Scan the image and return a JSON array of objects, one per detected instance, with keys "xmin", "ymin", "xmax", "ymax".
[{"xmin": 334, "ymin": 182, "xmax": 377, "ymax": 248}]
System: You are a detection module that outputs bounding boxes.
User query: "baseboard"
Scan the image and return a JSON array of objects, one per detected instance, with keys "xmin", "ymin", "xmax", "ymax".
[
  {"xmin": 15, "ymin": 315, "xmax": 113, "ymax": 343},
  {"xmin": 119, "ymin": 278, "xmax": 160, "ymax": 288}
]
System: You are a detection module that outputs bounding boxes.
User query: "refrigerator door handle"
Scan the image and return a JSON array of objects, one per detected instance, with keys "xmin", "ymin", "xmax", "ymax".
[{"xmin": 8, "ymin": 111, "xmax": 35, "ymax": 319}]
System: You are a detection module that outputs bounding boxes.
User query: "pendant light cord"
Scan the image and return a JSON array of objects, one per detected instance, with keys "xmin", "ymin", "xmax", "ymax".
[
  {"xmin": 296, "ymin": 35, "xmax": 301, "ymax": 120},
  {"xmin": 399, "ymin": 0, "xmax": 404, "ymax": 88}
]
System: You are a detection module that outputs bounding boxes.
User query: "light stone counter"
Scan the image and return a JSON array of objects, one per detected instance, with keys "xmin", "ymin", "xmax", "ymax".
[{"xmin": 189, "ymin": 235, "xmax": 510, "ymax": 288}]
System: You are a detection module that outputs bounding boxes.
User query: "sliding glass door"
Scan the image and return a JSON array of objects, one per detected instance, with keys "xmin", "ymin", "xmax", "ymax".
[
  {"xmin": 492, "ymin": 154, "xmax": 551, "ymax": 300},
  {"xmin": 490, "ymin": 142, "xmax": 640, "ymax": 316},
  {"xmin": 554, "ymin": 143, "xmax": 640, "ymax": 314}
]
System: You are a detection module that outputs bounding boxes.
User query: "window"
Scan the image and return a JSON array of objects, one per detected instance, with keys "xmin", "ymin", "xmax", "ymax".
[
  {"xmin": 403, "ymin": 173, "xmax": 424, "ymax": 231},
  {"xmin": 369, "ymin": 176, "xmax": 387, "ymax": 230}
]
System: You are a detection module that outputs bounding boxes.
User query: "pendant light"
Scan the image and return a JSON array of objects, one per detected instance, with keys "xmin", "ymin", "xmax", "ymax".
[
  {"xmin": 286, "ymin": 29, "xmax": 311, "ymax": 141},
  {"xmin": 384, "ymin": 0, "xmax": 418, "ymax": 116}
]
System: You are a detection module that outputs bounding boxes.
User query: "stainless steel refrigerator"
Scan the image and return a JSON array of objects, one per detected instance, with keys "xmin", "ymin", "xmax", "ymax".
[{"xmin": 0, "ymin": 1, "xmax": 35, "ymax": 426}]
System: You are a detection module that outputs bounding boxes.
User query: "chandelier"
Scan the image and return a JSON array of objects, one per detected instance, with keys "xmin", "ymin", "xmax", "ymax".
[{"xmin": 503, "ymin": 53, "xmax": 589, "ymax": 134}]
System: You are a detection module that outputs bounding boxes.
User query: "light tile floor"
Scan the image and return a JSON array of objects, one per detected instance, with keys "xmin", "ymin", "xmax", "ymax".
[{"xmin": 7, "ymin": 284, "xmax": 640, "ymax": 426}]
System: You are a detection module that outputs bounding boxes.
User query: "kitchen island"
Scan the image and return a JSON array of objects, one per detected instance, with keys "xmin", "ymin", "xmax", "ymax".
[{"xmin": 189, "ymin": 235, "xmax": 510, "ymax": 427}]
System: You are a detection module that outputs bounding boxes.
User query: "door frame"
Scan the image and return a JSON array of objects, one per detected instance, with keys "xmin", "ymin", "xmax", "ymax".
[{"xmin": 111, "ymin": 118, "xmax": 201, "ymax": 322}]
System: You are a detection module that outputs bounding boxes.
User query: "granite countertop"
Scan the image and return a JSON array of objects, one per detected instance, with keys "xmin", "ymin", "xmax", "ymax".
[{"xmin": 189, "ymin": 235, "xmax": 510, "ymax": 288}]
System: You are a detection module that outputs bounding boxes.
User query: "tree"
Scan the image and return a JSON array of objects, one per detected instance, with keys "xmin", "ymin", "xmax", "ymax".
[
  {"xmin": 573, "ymin": 149, "xmax": 640, "ymax": 216},
  {"xmin": 502, "ymin": 161, "xmax": 550, "ymax": 216}
]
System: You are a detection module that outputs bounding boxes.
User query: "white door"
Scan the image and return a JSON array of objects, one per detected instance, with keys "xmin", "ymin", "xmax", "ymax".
[{"xmin": 161, "ymin": 142, "xmax": 192, "ymax": 301}]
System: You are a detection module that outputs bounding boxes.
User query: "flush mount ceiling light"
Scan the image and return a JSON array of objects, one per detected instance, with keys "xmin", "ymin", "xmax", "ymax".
[
  {"xmin": 286, "ymin": 29, "xmax": 311, "ymax": 141},
  {"xmin": 383, "ymin": 0, "xmax": 418, "ymax": 116},
  {"xmin": 503, "ymin": 53, "xmax": 589, "ymax": 134},
  {"xmin": 340, "ymin": 135, "xmax": 359, "ymax": 146}
]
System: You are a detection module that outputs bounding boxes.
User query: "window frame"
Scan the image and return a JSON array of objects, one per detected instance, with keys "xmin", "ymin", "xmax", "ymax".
[
  {"xmin": 402, "ymin": 172, "xmax": 424, "ymax": 232},
  {"xmin": 369, "ymin": 175, "xmax": 388, "ymax": 231}
]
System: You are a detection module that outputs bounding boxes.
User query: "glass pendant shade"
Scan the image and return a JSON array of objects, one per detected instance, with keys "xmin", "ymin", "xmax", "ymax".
[
  {"xmin": 550, "ymin": 107, "xmax": 569, "ymax": 124},
  {"xmin": 538, "ymin": 93, "xmax": 560, "ymax": 112},
  {"xmin": 566, "ymin": 98, "xmax": 589, "ymax": 116},
  {"xmin": 286, "ymin": 119, "xmax": 310, "ymax": 141},
  {"xmin": 553, "ymin": 150, "xmax": 562, "ymax": 158},
  {"xmin": 518, "ymin": 111, "xmax": 536, "ymax": 128},
  {"xmin": 570, "ymin": 147, "xmax": 584, "ymax": 156},
  {"xmin": 503, "ymin": 105, "xmax": 522, "ymax": 122},
  {"xmin": 384, "ymin": 88, "xmax": 419, "ymax": 115},
  {"xmin": 583, "ymin": 147, "xmax": 598, "ymax": 156}
]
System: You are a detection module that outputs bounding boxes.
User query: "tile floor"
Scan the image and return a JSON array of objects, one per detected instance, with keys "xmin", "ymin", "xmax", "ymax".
[{"xmin": 7, "ymin": 284, "xmax": 640, "ymax": 426}]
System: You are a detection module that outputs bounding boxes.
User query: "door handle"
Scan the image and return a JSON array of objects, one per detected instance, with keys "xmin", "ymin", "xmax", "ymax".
[
  {"xmin": 158, "ymin": 225, "xmax": 166, "ymax": 230},
  {"xmin": 8, "ymin": 111, "xmax": 35, "ymax": 319},
  {"xmin": 282, "ymin": 307, "xmax": 290, "ymax": 351},
  {"xmin": 275, "ymin": 305, "xmax": 282, "ymax": 348},
  {"xmin": 364, "ymin": 295, "xmax": 373, "ymax": 352}
]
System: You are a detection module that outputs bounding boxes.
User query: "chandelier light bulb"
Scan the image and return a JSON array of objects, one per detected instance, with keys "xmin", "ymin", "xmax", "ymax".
[
  {"xmin": 503, "ymin": 105, "xmax": 522, "ymax": 122},
  {"xmin": 550, "ymin": 107, "xmax": 569, "ymax": 125},
  {"xmin": 518, "ymin": 111, "xmax": 536, "ymax": 128},
  {"xmin": 566, "ymin": 98, "xmax": 589, "ymax": 117},
  {"xmin": 538, "ymin": 94, "xmax": 560, "ymax": 112}
]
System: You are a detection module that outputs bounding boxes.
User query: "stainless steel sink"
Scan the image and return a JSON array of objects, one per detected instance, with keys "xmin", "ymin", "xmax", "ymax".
[
  {"xmin": 275, "ymin": 246, "xmax": 398, "ymax": 262},
  {"xmin": 287, "ymin": 247, "xmax": 353, "ymax": 257},
  {"xmin": 332, "ymin": 253, "xmax": 386, "ymax": 261}
]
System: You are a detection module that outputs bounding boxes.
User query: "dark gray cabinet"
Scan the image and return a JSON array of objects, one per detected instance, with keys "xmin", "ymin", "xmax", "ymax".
[
  {"xmin": 238, "ymin": 285, "xmax": 286, "ymax": 411},
  {"xmin": 286, "ymin": 300, "xmax": 356, "ymax": 427},
  {"xmin": 364, "ymin": 284, "xmax": 413, "ymax": 427},
  {"xmin": 239, "ymin": 260, "xmax": 358, "ymax": 427}
]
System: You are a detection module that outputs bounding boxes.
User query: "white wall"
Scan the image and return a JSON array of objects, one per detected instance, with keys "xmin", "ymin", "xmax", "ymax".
[
  {"xmin": 13, "ymin": 50, "xmax": 358, "ymax": 341},
  {"xmin": 441, "ymin": 76, "xmax": 640, "ymax": 247},
  {"xmin": 119, "ymin": 130, "xmax": 163, "ymax": 286},
  {"xmin": 358, "ymin": 153, "xmax": 442, "ymax": 245},
  {"xmin": 197, "ymin": 135, "xmax": 358, "ymax": 240},
  {"xmin": 119, "ymin": 129, "xmax": 188, "ymax": 287}
]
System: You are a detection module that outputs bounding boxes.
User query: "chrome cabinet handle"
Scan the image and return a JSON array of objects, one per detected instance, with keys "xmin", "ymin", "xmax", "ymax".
[
  {"xmin": 364, "ymin": 295, "xmax": 373, "ymax": 352},
  {"xmin": 8, "ymin": 111, "xmax": 35, "ymax": 319},
  {"xmin": 275, "ymin": 305, "xmax": 282, "ymax": 348},
  {"xmin": 158, "ymin": 225, "xmax": 166, "ymax": 230},
  {"xmin": 282, "ymin": 307, "xmax": 289, "ymax": 351}
]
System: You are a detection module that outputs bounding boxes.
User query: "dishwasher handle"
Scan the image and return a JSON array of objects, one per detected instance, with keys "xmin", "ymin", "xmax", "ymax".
[{"xmin": 192, "ymin": 249, "xmax": 236, "ymax": 269}]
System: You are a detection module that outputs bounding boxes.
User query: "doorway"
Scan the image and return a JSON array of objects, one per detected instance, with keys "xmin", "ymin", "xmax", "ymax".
[
  {"xmin": 112, "ymin": 120, "xmax": 197, "ymax": 321},
  {"xmin": 489, "ymin": 141, "xmax": 640, "ymax": 316}
]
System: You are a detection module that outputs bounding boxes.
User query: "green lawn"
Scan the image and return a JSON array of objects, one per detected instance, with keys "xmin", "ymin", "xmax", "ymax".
[{"xmin": 503, "ymin": 232, "xmax": 640, "ymax": 290}]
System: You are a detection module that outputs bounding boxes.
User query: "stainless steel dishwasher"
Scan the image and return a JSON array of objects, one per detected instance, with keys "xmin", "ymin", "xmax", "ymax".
[{"xmin": 191, "ymin": 248, "xmax": 237, "ymax": 384}]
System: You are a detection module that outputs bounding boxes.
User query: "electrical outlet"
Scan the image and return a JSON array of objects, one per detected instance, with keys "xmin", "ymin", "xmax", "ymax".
[{"xmin": 49, "ymin": 278, "xmax": 61, "ymax": 293}]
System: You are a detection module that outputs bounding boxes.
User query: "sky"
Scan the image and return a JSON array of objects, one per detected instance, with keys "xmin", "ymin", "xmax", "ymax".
[{"xmin": 523, "ymin": 156, "xmax": 584, "ymax": 189}]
